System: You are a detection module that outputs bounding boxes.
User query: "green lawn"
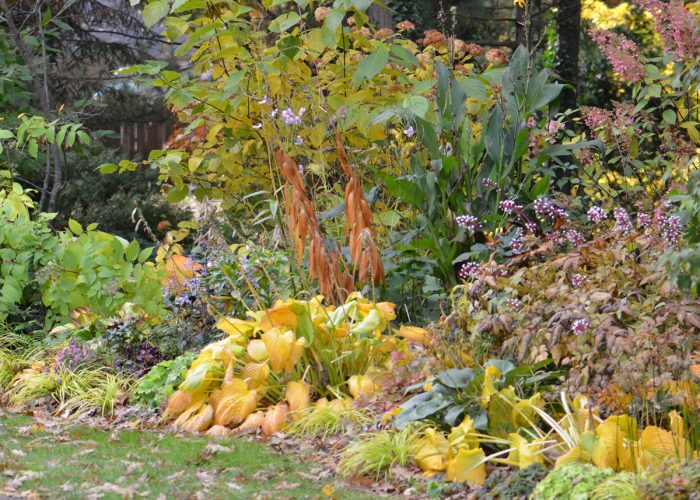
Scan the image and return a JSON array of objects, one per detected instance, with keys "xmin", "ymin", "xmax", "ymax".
[{"xmin": 0, "ymin": 410, "xmax": 378, "ymax": 499}]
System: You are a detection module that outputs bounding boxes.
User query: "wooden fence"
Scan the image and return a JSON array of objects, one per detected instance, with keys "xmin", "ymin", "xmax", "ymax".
[{"xmin": 102, "ymin": 120, "xmax": 175, "ymax": 159}]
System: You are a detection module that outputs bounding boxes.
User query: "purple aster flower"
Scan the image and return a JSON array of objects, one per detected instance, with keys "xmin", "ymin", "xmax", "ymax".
[
  {"xmin": 252, "ymin": 123, "xmax": 262, "ymax": 129},
  {"xmin": 507, "ymin": 297, "xmax": 522, "ymax": 309},
  {"xmin": 403, "ymin": 126, "xmax": 415, "ymax": 138},
  {"xmin": 295, "ymin": 136, "xmax": 303, "ymax": 145}
]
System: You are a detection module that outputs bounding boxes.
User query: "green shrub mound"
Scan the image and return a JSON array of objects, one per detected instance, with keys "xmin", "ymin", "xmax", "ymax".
[{"xmin": 530, "ymin": 463, "xmax": 614, "ymax": 500}]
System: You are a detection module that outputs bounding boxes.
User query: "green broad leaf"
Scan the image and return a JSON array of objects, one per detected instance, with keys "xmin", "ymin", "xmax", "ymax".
[
  {"xmin": 77, "ymin": 130, "xmax": 90, "ymax": 144},
  {"xmin": 321, "ymin": 9, "xmax": 345, "ymax": 49},
  {"xmin": 351, "ymin": 0, "xmax": 373, "ymax": 9},
  {"xmin": 166, "ymin": 185, "xmax": 189, "ymax": 203},
  {"xmin": 268, "ymin": 11, "xmax": 301, "ymax": 33},
  {"xmin": 99, "ymin": 163, "xmax": 118, "ymax": 174},
  {"xmin": 68, "ymin": 219, "xmax": 83, "ymax": 235},
  {"xmin": 2, "ymin": 278, "xmax": 22, "ymax": 303},
  {"xmin": 223, "ymin": 70, "xmax": 246, "ymax": 96},
  {"xmin": 138, "ymin": 247, "xmax": 153, "ymax": 263},
  {"xmin": 662, "ymin": 109, "xmax": 677, "ymax": 125},
  {"xmin": 0, "ymin": 129, "xmax": 14, "ymax": 139},
  {"xmin": 529, "ymin": 176, "xmax": 550, "ymax": 199},
  {"xmin": 142, "ymin": 0, "xmax": 170, "ymax": 28},
  {"xmin": 402, "ymin": 95, "xmax": 429, "ymax": 119},
  {"xmin": 56, "ymin": 126, "xmax": 67, "ymax": 147},
  {"xmin": 46, "ymin": 126, "xmax": 55, "ymax": 143},
  {"xmin": 125, "ymin": 240, "xmax": 140, "ymax": 261},
  {"xmin": 86, "ymin": 223, "xmax": 99, "ymax": 231},
  {"xmin": 66, "ymin": 130, "xmax": 76, "ymax": 148},
  {"xmin": 437, "ymin": 367, "xmax": 476, "ymax": 389},
  {"xmin": 352, "ymin": 45, "xmax": 389, "ymax": 86},
  {"xmin": 27, "ymin": 139, "xmax": 38, "ymax": 158}
]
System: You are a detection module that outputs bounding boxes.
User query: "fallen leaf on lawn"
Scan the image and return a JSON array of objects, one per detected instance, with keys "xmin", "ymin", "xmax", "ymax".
[{"xmin": 275, "ymin": 481, "xmax": 300, "ymax": 490}]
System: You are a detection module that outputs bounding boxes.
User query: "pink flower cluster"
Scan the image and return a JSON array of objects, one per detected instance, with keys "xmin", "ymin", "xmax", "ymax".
[
  {"xmin": 636, "ymin": 0, "xmax": 700, "ymax": 60},
  {"xmin": 589, "ymin": 30, "xmax": 645, "ymax": 83},
  {"xmin": 587, "ymin": 205, "xmax": 607, "ymax": 224},
  {"xmin": 458, "ymin": 261, "xmax": 479, "ymax": 280},
  {"xmin": 572, "ymin": 319, "xmax": 589, "ymax": 335},
  {"xmin": 456, "ymin": 214, "xmax": 479, "ymax": 231},
  {"xmin": 571, "ymin": 273, "xmax": 588, "ymax": 288},
  {"xmin": 534, "ymin": 196, "xmax": 568, "ymax": 221},
  {"xmin": 499, "ymin": 199, "xmax": 522, "ymax": 214},
  {"xmin": 614, "ymin": 207, "xmax": 634, "ymax": 234}
]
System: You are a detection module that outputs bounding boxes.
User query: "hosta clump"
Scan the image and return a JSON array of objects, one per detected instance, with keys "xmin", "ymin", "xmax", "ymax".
[
  {"xmin": 530, "ymin": 463, "xmax": 614, "ymax": 500},
  {"xmin": 394, "ymin": 359, "xmax": 562, "ymax": 434},
  {"xmin": 447, "ymin": 230, "xmax": 700, "ymax": 402},
  {"xmin": 163, "ymin": 294, "xmax": 425, "ymax": 435}
]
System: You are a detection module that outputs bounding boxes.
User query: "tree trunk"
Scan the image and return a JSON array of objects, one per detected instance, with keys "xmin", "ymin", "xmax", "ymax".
[
  {"xmin": 1, "ymin": 0, "xmax": 63, "ymax": 210},
  {"xmin": 555, "ymin": 0, "xmax": 581, "ymax": 110}
]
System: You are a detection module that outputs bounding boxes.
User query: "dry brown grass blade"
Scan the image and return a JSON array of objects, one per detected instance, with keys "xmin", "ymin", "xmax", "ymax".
[
  {"xmin": 335, "ymin": 130, "xmax": 385, "ymax": 285},
  {"xmin": 275, "ymin": 149, "xmax": 353, "ymax": 301}
]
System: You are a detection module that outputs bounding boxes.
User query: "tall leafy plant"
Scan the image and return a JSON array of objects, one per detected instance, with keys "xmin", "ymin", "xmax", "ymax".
[{"xmin": 377, "ymin": 47, "xmax": 592, "ymax": 287}]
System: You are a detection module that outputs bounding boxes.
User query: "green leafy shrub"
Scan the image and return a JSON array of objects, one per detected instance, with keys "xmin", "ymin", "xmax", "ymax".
[
  {"xmin": 531, "ymin": 463, "xmax": 614, "ymax": 500},
  {"xmin": 0, "ymin": 180, "xmax": 57, "ymax": 322},
  {"xmin": 130, "ymin": 352, "xmax": 197, "ymax": 408},
  {"xmin": 0, "ymin": 175, "xmax": 164, "ymax": 328}
]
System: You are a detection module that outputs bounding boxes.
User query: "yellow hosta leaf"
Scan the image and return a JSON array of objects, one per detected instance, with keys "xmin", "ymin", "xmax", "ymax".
[
  {"xmin": 286, "ymin": 336, "xmax": 307, "ymax": 373},
  {"xmin": 165, "ymin": 390, "xmax": 194, "ymax": 418},
  {"xmin": 414, "ymin": 428, "xmax": 449, "ymax": 473},
  {"xmin": 506, "ymin": 433, "xmax": 544, "ymax": 469},
  {"xmin": 241, "ymin": 362, "xmax": 270, "ymax": 388},
  {"xmin": 247, "ymin": 339, "xmax": 268, "ymax": 362},
  {"xmin": 446, "ymin": 447, "xmax": 486, "ymax": 486},
  {"xmin": 668, "ymin": 411, "xmax": 690, "ymax": 458},
  {"xmin": 262, "ymin": 403, "xmax": 289, "ymax": 438},
  {"xmin": 215, "ymin": 317, "xmax": 255, "ymax": 339},
  {"xmin": 638, "ymin": 426, "xmax": 679, "ymax": 469},
  {"xmin": 511, "ymin": 393, "xmax": 543, "ymax": 428},
  {"xmin": 262, "ymin": 328, "xmax": 293, "ymax": 373},
  {"xmin": 375, "ymin": 302, "xmax": 397, "ymax": 322},
  {"xmin": 487, "ymin": 387, "xmax": 517, "ymax": 438},
  {"xmin": 347, "ymin": 375, "xmax": 376, "ymax": 398},
  {"xmin": 448, "ymin": 415, "xmax": 479, "ymax": 451},
  {"xmin": 180, "ymin": 403, "xmax": 214, "ymax": 433},
  {"xmin": 286, "ymin": 380, "xmax": 311, "ymax": 413},
  {"xmin": 555, "ymin": 445, "xmax": 591, "ymax": 469},
  {"xmin": 594, "ymin": 416, "xmax": 637, "ymax": 471},
  {"xmin": 211, "ymin": 380, "xmax": 258, "ymax": 427},
  {"xmin": 234, "ymin": 411, "xmax": 265, "ymax": 435},
  {"xmin": 481, "ymin": 365, "xmax": 501, "ymax": 407},
  {"xmin": 397, "ymin": 325, "xmax": 429, "ymax": 345},
  {"xmin": 260, "ymin": 303, "xmax": 299, "ymax": 330}
]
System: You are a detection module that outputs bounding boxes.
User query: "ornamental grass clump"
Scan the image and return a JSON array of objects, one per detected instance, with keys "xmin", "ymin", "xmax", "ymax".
[
  {"xmin": 337, "ymin": 426, "xmax": 423, "ymax": 478},
  {"xmin": 287, "ymin": 398, "xmax": 373, "ymax": 439}
]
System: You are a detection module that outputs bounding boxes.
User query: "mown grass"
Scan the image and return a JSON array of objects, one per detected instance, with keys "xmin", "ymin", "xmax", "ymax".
[{"xmin": 0, "ymin": 411, "xmax": 377, "ymax": 499}]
